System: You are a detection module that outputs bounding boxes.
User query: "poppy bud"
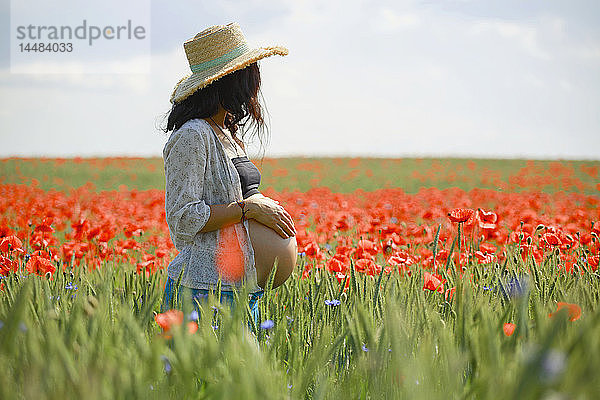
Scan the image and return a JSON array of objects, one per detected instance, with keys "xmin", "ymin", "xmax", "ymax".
[
  {"xmin": 535, "ymin": 224, "xmax": 545, "ymax": 232},
  {"xmin": 84, "ymin": 303, "xmax": 95, "ymax": 316},
  {"xmin": 526, "ymin": 237, "xmax": 532, "ymax": 245},
  {"xmin": 45, "ymin": 271, "xmax": 51, "ymax": 280},
  {"xmin": 87, "ymin": 295, "xmax": 99, "ymax": 309}
]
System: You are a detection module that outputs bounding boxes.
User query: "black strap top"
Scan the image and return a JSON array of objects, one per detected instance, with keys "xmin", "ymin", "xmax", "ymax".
[
  {"xmin": 207, "ymin": 118, "xmax": 261, "ymax": 199},
  {"xmin": 231, "ymin": 156, "xmax": 261, "ymax": 199}
]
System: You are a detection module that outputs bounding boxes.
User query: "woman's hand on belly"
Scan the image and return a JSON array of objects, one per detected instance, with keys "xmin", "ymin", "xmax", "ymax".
[{"xmin": 245, "ymin": 193, "xmax": 296, "ymax": 239}]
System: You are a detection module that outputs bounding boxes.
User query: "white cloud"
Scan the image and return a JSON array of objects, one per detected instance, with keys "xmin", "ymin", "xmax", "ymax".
[
  {"xmin": 376, "ymin": 8, "xmax": 421, "ymax": 32},
  {"xmin": 469, "ymin": 19, "xmax": 551, "ymax": 60}
]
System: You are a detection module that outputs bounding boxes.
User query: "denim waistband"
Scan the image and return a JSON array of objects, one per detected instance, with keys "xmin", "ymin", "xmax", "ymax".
[{"xmin": 161, "ymin": 276, "xmax": 264, "ymax": 313}]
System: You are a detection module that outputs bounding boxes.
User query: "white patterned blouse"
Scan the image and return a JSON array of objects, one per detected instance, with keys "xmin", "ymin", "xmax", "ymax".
[{"xmin": 162, "ymin": 118, "xmax": 260, "ymax": 292}]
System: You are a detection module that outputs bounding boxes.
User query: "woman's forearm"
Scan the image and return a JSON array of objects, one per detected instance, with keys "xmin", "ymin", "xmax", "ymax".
[{"xmin": 198, "ymin": 202, "xmax": 244, "ymax": 233}]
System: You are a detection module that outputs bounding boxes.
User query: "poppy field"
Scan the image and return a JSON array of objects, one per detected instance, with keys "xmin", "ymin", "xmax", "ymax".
[{"xmin": 1, "ymin": 157, "xmax": 599, "ymax": 399}]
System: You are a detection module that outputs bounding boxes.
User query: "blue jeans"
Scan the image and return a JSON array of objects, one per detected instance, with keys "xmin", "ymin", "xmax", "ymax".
[{"xmin": 161, "ymin": 277, "xmax": 263, "ymax": 331}]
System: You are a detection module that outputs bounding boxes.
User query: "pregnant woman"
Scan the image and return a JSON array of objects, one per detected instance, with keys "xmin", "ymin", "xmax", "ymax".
[{"xmin": 160, "ymin": 23, "xmax": 297, "ymax": 325}]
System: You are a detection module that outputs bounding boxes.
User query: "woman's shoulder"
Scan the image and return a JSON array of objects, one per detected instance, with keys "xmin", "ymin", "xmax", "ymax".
[
  {"xmin": 163, "ymin": 119, "xmax": 213, "ymax": 157},
  {"xmin": 173, "ymin": 118, "xmax": 212, "ymax": 139},
  {"xmin": 165, "ymin": 119, "xmax": 214, "ymax": 146}
]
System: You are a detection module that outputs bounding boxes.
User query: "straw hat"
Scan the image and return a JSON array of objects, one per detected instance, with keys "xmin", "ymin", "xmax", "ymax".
[{"xmin": 170, "ymin": 23, "xmax": 288, "ymax": 104}]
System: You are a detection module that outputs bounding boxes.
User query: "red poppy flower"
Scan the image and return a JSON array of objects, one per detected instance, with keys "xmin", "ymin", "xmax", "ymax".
[
  {"xmin": 423, "ymin": 271, "xmax": 445, "ymax": 293},
  {"xmin": 542, "ymin": 233, "xmax": 562, "ymax": 247},
  {"xmin": 475, "ymin": 250, "xmax": 495, "ymax": 264},
  {"xmin": 479, "ymin": 242, "xmax": 497, "ymax": 254},
  {"xmin": 503, "ymin": 323, "xmax": 516, "ymax": 336},
  {"xmin": 215, "ymin": 225, "xmax": 245, "ymax": 282},
  {"xmin": 444, "ymin": 287, "xmax": 455, "ymax": 301},
  {"xmin": 25, "ymin": 255, "xmax": 56, "ymax": 277},
  {"xmin": 327, "ymin": 254, "xmax": 350, "ymax": 274},
  {"xmin": 447, "ymin": 208, "xmax": 475, "ymax": 223},
  {"xmin": 0, "ymin": 235, "xmax": 24, "ymax": 253},
  {"xmin": 155, "ymin": 309, "xmax": 184, "ymax": 332},
  {"xmin": 478, "ymin": 208, "xmax": 498, "ymax": 224},
  {"xmin": 34, "ymin": 218, "xmax": 55, "ymax": 233},
  {"xmin": 354, "ymin": 258, "xmax": 382, "ymax": 276},
  {"xmin": 549, "ymin": 302, "xmax": 581, "ymax": 321},
  {"xmin": 0, "ymin": 256, "xmax": 18, "ymax": 276},
  {"xmin": 588, "ymin": 255, "xmax": 599, "ymax": 271},
  {"xmin": 303, "ymin": 241, "xmax": 320, "ymax": 257},
  {"xmin": 124, "ymin": 224, "xmax": 143, "ymax": 238},
  {"xmin": 187, "ymin": 321, "xmax": 198, "ymax": 334}
]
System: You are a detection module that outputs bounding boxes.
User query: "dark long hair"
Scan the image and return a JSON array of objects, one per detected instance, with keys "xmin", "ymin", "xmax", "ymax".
[{"xmin": 160, "ymin": 62, "xmax": 269, "ymax": 158}]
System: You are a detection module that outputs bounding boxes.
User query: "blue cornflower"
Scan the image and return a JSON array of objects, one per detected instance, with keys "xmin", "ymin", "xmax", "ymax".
[
  {"xmin": 361, "ymin": 344, "xmax": 369, "ymax": 352},
  {"xmin": 19, "ymin": 322, "xmax": 27, "ymax": 332},
  {"xmin": 0, "ymin": 320, "xmax": 4, "ymax": 329},
  {"xmin": 260, "ymin": 319, "xmax": 274, "ymax": 330},
  {"xmin": 65, "ymin": 282, "xmax": 77, "ymax": 291},
  {"xmin": 324, "ymin": 299, "xmax": 341, "ymax": 307},
  {"xmin": 211, "ymin": 324, "xmax": 219, "ymax": 330},
  {"xmin": 188, "ymin": 310, "xmax": 199, "ymax": 322},
  {"xmin": 160, "ymin": 355, "xmax": 172, "ymax": 374}
]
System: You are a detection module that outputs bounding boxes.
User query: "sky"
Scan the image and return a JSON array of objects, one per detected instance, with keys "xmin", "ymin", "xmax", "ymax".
[{"xmin": 0, "ymin": 0, "xmax": 599, "ymax": 159}]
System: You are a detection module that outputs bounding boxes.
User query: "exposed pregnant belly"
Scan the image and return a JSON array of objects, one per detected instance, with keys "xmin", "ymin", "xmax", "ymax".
[{"xmin": 247, "ymin": 219, "xmax": 297, "ymax": 289}]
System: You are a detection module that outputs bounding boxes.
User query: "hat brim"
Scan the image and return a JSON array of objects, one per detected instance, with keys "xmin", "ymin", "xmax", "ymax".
[{"xmin": 170, "ymin": 46, "xmax": 288, "ymax": 104}]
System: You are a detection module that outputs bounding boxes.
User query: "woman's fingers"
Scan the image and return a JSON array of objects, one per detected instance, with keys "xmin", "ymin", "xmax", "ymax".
[
  {"xmin": 280, "ymin": 214, "xmax": 296, "ymax": 236},
  {"xmin": 277, "ymin": 215, "xmax": 295, "ymax": 237},
  {"xmin": 273, "ymin": 223, "xmax": 289, "ymax": 239},
  {"xmin": 281, "ymin": 209, "xmax": 295, "ymax": 229},
  {"xmin": 277, "ymin": 207, "xmax": 296, "ymax": 233}
]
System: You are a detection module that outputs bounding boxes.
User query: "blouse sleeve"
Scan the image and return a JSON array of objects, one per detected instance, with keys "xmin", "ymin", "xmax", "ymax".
[{"xmin": 163, "ymin": 128, "xmax": 212, "ymax": 247}]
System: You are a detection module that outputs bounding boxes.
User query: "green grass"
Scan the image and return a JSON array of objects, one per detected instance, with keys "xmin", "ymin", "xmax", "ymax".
[
  {"xmin": 1, "ymin": 157, "xmax": 598, "ymax": 194},
  {"xmin": 1, "ymin": 248, "xmax": 599, "ymax": 399}
]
